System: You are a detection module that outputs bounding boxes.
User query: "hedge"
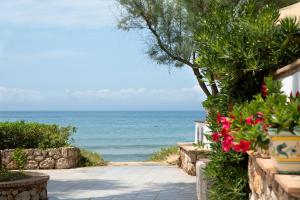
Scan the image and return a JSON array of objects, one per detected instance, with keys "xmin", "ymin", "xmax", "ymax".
[{"xmin": 0, "ymin": 121, "xmax": 75, "ymax": 149}]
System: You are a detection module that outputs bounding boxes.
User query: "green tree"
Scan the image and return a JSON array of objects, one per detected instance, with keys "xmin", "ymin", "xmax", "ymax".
[
  {"xmin": 117, "ymin": 0, "xmax": 299, "ymax": 98},
  {"xmin": 118, "ymin": 0, "xmax": 218, "ymax": 97}
]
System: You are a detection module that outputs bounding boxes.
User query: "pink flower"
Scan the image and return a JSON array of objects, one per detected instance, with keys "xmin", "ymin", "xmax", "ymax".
[
  {"xmin": 245, "ymin": 115, "xmax": 254, "ymax": 125},
  {"xmin": 212, "ymin": 132, "xmax": 221, "ymax": 142},
  {"xmin": 222, "ymin": 135, "xmax": 233, "ymax": 152},
  {"xmin": 233, "ymin": 140, "xmax": 251, "ymax": 153},
  {"xmin": 220, "ymin": 117, "xmax": 231, "ymax": 131}
]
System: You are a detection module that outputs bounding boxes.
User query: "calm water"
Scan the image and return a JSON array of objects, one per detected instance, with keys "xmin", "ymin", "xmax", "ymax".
[{"xmin": 0, "ymin": 111, "xmax": 205, "ymax": 161}]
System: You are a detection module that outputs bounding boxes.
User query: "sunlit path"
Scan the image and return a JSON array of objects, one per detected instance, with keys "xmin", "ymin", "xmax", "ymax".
[{"xmin": 35, "ymin": 164, "xmax": 196, "ymax": 200}]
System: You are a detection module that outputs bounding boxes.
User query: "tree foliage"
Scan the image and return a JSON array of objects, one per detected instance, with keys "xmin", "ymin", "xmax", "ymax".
[
  {"xmin": 118, "ymin": 0, "xmax": 218, "ymax": 96},
  {"xmin": 118, "ymin": 0, "xmax": 299, "ymax": 98}
]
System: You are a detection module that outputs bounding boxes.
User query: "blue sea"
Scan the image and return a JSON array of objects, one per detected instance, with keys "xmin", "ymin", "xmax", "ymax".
[{"xmin": 0, "ymin": 111, "xmax": 205, "ymax": 161}]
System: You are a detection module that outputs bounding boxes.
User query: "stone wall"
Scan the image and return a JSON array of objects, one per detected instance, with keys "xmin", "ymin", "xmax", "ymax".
[
  {"xmin": 248, "ymin": 151, "xmax": 300, "ymax": 200},
  {"xmin": 0, "ymin": 172, "xmax": 49, "ymax": 200},
  {"xmin": 0, "ymin": 147, "xmax": 80, "ymax": 170},
  {"xmin": 178, "ymin": 142, "xmax": 210, "ymax": 176}
]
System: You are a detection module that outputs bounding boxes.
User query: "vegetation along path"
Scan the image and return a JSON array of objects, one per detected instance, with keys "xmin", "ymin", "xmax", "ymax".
[{"xmin": 36, "ymin": 163, "xmax": 196, "ymax": 200}]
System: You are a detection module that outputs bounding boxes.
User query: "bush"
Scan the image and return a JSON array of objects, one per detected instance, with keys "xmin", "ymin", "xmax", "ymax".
[
  {"xmin": 0, "ymin": 121, "xmax": 75, "ymax": 149},
  {"xmin": 11, "ymin": 148, "xmax": 27, "ymax": 172},
  {"xmin": 0, "ymin": 168, "xmax": 26, "ymax": 182},
  {"xmin": 148, "ymin": 146, "xmax": 178, "ymax": 162},
  {"xmin": 78, "ymin": 149, "xmax": 107, "ymax": 167}
]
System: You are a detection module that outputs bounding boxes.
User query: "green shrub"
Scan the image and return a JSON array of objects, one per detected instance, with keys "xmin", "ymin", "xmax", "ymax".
[
  {"xmin": 204, "ymin": 144, "xmax": 249, "ymax": 200},
  {"xmin": 78, "ymin": 149, "xmax": 107, "ymax": 167},
  {"xmin": 11, "ymin": 148, "xmax": 27, "ymax": 172},
  {"xmin": 0, "ymin": 121, "xmax": 75, "ymax": 149},
  {"xmin": 0, "ymin": 168, "xmax": 26, "ymax": 182},
  {"xmin": 148, "ymin": 146, "xmax": 178, "ymax": 162}
]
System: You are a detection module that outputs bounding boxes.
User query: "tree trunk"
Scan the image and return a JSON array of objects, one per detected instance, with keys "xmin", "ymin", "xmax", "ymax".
[
  {"xmin": 192, "ymin": 68, "xmax": 211, "ymax": 97},
  {"xmin": 210, "ymin": 73, "xmax": 219, "ymax": 95}
]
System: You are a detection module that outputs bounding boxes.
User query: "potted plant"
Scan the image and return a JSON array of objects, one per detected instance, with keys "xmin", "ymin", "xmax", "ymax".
[
  {"xmin": 265, "ymin": 91, "xmax": 300, "ymax": 174},
  {"xmin": 227, "ymin": 77, "xmax": 300, "ymax": 174}
]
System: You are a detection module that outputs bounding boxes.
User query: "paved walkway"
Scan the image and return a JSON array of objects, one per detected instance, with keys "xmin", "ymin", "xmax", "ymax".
[{"xmin": 40, "ymin": 163, "xmax": 196, "ymax": 200}]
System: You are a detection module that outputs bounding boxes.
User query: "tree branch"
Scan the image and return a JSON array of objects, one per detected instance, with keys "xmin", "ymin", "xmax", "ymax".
[
  {"xmin": 210, "ymin": 73, "xmax": 219, "ymax": 95},
  {"xmin": 135, "ymin": 3, "xmax": 212, "ymax": 97},
  {"xmin": 192, "ymin": 68, "xmax": 211, "ymax": 97},
  {"xmin": 139, "ymin": 10, "xmax": 195, "ymax": 68}
]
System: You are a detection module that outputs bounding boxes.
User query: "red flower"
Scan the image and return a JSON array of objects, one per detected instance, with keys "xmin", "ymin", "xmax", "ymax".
[
  {"xmin": 261, "ymin": 83, "xmax": 268, "ymax": 97},
  {"xmin": 221, "ymin": 128, "xmax": 229, "ymax": 136},
  {"xmin": 233, "ymin": 140, "xmax": 251, "ymax": 153},
  {"xmin": 222, "ymin": 135, "xmax": 233, "ymax": 152},
  {"xmin": 255, "ymin": 118, "xmax": 264, "ymax": 124},
  {"xmin": 220, "ymin": 117, "xmax": 231, "ymax": 131},
  {"xmin": 296, "ymin": 91, "xmax": 300, "ymax": 97},
  {"xmin": 212, "ymin": 132, "xmax": 221, "ymax": 142},
  {"xmin": 245, "ymin": 115, "xmax": 254, "ymax": 125},
  {"xmin": 290, "ymin": 91, "xmax": 293, "ymax": 98}
]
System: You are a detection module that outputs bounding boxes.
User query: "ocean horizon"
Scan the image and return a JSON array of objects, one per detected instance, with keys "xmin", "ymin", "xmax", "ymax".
[{"xmin": 0, "ymin": 111, "xmax": 205, "ymax": 161}]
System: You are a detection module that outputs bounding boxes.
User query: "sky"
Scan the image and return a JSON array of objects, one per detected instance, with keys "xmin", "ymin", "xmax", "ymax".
[{"xmin": 0, "ymin": 0, "xmax": 205, "ymax": 111}]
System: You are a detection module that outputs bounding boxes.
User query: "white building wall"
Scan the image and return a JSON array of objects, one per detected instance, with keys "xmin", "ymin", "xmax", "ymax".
[{"xmin": 281, "ymin": 71, "xmax": 300, "ymax": 96}]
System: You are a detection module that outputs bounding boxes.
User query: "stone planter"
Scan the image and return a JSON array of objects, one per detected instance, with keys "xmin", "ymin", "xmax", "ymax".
[
  {"xmin": 269, "ymin": 129, "xmax": 300, "ymax": 174},
  {"xmin": 177, "ymin": 142, "xmax": 210, "ymax": 176},
  {"xmin": 0, "ymin": 171, "xmax": 49, "ymax": 200}
]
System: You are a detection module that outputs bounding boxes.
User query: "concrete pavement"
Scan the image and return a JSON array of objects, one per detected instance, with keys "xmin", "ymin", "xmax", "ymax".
[{"xmin": 38, "ymin": 164, "xmax": 196, "ymax": 200}]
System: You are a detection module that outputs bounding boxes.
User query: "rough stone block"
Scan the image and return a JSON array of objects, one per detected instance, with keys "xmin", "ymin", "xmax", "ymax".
[
  {"xmin": 39, "ymin": 158, "xmax": 55, "ymax": 169},
  {"xmin": 26, "ymin": 160, "xmax": 39, "ymax": 169}
]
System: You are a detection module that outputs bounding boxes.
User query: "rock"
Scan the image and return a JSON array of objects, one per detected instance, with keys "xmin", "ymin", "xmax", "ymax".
[
  {"xmin": 32, "ymin": 195, "xmax": 39, "ymax": 200},
  {"xmin": 56, "ymin": 158, "xmax": 71, "ymax": 169},
  {"xmin": 25, "ymin": 149, "xmax": 34, "ymax": 156},
  {"xmin": 49, "ymin": 149, "xmax": 61, "ymax": 159},
  {"xmin": 61, "ymin": 148, "xmax": 70, "ymax": 158},
  {"xmin": 33, "ymin": 150, "xmax": 42, "ymax": 156},
  {"xmin": 39, "ymin": 158, "xmax": 55, "ymax": 169},
  {"xmin": 16, "ymin": 191, "xmax": 30, "ymax": 200},
  {"xmin": 42, "ymin": 150, "xmax": 48, "ymax": 157},
  {"xmin": 30, "ymin": 188, "xmax": 37, "ymax": 196},
  {"xmin": 27, "ymin": 155, "xmax": 34, "ymax": 160},
  {"xmin": 34, "ymin": 155, "xmax": 44, "ymax": 162},
  {"xmin": 6, "ymin": 161, "xmax": 17, "ymax": 170},
  {"xmin": 7, "ymin": 195, "xmax": 14, "ymax": 200},
  {"xmin": 12, "ymin": 190, "xmax": 18, "ymax": 196},
  {"xmin": 40, "ymin": 189, "xmax": 47, "ymax": 200}
]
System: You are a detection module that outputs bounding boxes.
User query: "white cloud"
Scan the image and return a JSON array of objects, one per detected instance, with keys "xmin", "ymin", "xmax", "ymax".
[
  {"xmin": 0, "ymin": 85, "xmax": 205, "ymax": 110},
  {"xmin": 0, "ymin": 86, "xmax": 42, "ymax": 103},
  {"xmin": 0, "ymin": 0, "xmax": 118, "ymax": 28}
]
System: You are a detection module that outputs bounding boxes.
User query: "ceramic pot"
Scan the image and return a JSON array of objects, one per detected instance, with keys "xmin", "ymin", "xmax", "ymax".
[{"xmin": 269, "ymin": 128, "xmax": 300, "ymax": 174}]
